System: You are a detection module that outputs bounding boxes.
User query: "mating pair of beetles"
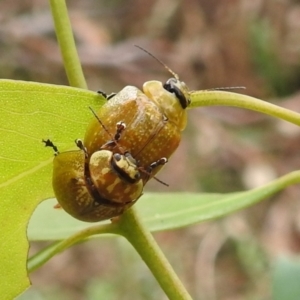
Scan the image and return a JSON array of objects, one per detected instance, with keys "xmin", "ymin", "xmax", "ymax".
[{"xmin": 44, "ymin": 51, "xmax": 191, "ymax": 222}]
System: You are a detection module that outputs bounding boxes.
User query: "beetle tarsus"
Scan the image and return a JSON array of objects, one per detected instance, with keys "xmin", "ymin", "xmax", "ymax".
[
  {"xmin": 97, "ymin": 90, "xmax": 116, "ymax": 100},
  {"xmin": 147, "ymin": 157, "xmax": 168, "ymax": 173},
  {"xmin": 115, "ymin": 121, "xmax": 126, "ymax": 141},
  {"xmin": 96, "ymin": 121, "xmax": 127, "ymax": 151},
  {"xmin": 97, "ymin": 90, "xmax": 107, "ymax": 98},
  {"xmin": 141, "ymin": 157, "xmax": 169, "ymax": 186},
  {"xmin": 42, "ymin": 139, "xmax": 59, "ymax": 154},
  {"xmin": 75, "ymin": 139, "xmax": 88, "ymax": 158},
  {"xmin": 107, "ymin": 93, "xmax": 116, "ymax": 100}
]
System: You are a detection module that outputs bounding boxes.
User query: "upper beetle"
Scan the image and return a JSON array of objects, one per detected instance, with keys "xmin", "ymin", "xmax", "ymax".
[{"xmin": 84, "ymin": 48, "xmax": 191, "ymax": 184}]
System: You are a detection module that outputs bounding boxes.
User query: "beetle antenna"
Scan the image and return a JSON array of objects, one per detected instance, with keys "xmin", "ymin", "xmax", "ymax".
[
  {"xmin": 89, "ymin": 106, "xmax": 125, "ymax": 153},
  {"xmin": 208, "ymin": 86, "xmax": 246, "ymax": 91},
  {"xmin": 134, "ymin": 45, "xmax": 179, "ymax": 80},
  {"xmin": 89, "ymin": 107, "xmax": 114, "ymax": 140},
  {"xmin": 153, "ymin": 176, "xmax": 169, "ymax": 187},
  {"xmin": 138, "ymin": 167, "xmax": 169, "ymax": 187}
]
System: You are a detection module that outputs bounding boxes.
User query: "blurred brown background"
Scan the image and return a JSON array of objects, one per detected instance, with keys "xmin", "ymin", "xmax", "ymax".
[{"xmin": 4, "ymin": 0, "xmax": 300, "ymax": 299}]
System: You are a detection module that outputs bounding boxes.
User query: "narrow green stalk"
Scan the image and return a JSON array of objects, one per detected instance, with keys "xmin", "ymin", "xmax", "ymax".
[
  {"xmin": 190, "ymin": 90, "xmax": 300, "ymax": 126},
  {"xmin": 119, "ymin": 207, "xmax": 193, "ymax": 300},
  {"xmin": 264, "ymin": 170, "xmax": 300, "ymax": 190},
  {"xmin": 47, "ymin": 1, "xmax": 192, "ymax": 298},
  {"xmin": 49, "ymin": 0, "xmax": 87, "ymax": 89},
  {"xmin": 226, "ymin": 170, "xmax": 300, "ymax": 209},
  {"xmin": 28, "ymin": 206, "xmax": 194, "ymax": 298},
  {"xmin": 28, "ymin": 169, "xmax": 300, "ymax": 277},
  {"xmin": 28, "ymin": 223, "xmax": 118, "ymax": 272}
]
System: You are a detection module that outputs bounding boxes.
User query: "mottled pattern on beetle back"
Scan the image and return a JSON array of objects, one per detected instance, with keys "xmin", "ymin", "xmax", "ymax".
[
  {"xmin": 53, "ymin": 150, "xmax": 93, "ymax": 221},
  {"xmin": 135, "ymin": 121, "xmax": 180, "ymax": 176},
  {"xmin": 84, "ymin": 86, "xmax": 181, "ymax": 181},
  {"xmin": 85, "ymin": 87, "xmax": 164, "ymax": 156},
  {"xmin": 52, "ymin": 150, "xmax": 135, "ymax": 222},
  {"xmin": 50, "ymin": 77, "xmax": 189, "ymax": 222},
  {"xmin": 89, "ymin": 150, "xmax": 143, "ymax": 204}
]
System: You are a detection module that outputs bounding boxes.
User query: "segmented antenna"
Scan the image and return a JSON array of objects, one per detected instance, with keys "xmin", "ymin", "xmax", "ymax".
[
  {"xmin": 135, "ymin": 46, "xmax": 246, "ymax": 93},
  {"xmin": 153, "ymin": 176, "xmax": 169, "ymax": 186},
  {"xmin": 134, "ymin": 45, "xmax": 179, "ymax": 80},
  {"xmin": 89, "ymin": 107, "xmax": 114, "ymax": 140},
  {"xmin": 137, "ymin": 167, "xmax": 169, "ymax": 187},
  {"xmin": 89, "ymin": 106, "xmax": 168, "ymax": 186},
  {"xmin": 209, "ymin": 86, "xmax": 246, "ymax": 91},
  {"xmin": 89, "ymin": 106, "xmax": 125, "ymax": 154}
]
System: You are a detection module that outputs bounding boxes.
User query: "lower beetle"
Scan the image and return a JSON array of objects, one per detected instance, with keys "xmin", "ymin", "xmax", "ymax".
[
  {"xmin": 43, "ymin": 120, "xmax": 167, "ymax": 222},
  {"xmin": 43, "ymin": 138, "xmax": 142, "ymax": 222}
]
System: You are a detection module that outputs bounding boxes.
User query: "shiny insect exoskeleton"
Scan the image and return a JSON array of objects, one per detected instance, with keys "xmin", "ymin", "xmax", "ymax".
[
  {"xmin": 84, "ymin": 62, "xmax": 191, "ymax": 184},
  {"xmin": 44, "ymin": 138, "xmax": 143, "ymax": 222},
  {"xmin": 43, "ymin": 119, "xmax": 167, "ymax": 221}
]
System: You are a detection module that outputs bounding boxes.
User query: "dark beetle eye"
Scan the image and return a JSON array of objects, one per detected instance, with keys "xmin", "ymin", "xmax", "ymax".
[
  {"xmin": 114, "ymin": 153, "xmax": 122, "ymax": 161},
  {"xmin": 163, "ymin": 78, "xmax": 188, "ymax": 109}
]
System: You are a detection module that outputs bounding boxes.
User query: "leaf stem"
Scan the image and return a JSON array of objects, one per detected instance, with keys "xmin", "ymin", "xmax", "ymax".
[
  {"xmin": 46, "ymin": 1, "xmax": 192, "ymax": 298},
  {"xmin": 118, "ymin": 207, "xmax": 193, "ymax": 300},
  {"xmin": 27, "ymin": 223, "xmax": 118, "ymax": 272},
  {"xmin": 190, "ymin": 91, "xmax": 300, "ymax": 126},
  {"xmin": 49, "ymin": 0, "xmax": 87, "ymax": 89}
]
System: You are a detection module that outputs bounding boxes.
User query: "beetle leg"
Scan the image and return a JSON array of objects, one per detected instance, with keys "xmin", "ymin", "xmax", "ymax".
[
  {"xmin": 97, "ymin": 90, "xmax": 107, "ymax": 98},
  {"xmin": 100, "ymin": 121, "xmax": 127, "ymax": 150},
  {"xmin": 75, "ymin": 139, "xmax": 88, "ymax": 159},
  {"xmin": 107, "ymin": 93, "xmax": 116, "ymax": 100},
  {"xmin": 43, "ymin": 139, "xmax": 59, "ymax": 155},
  {"xmin": 140, "ymin": 157, "xmax": 169, "ymax": 186},
  {"xmin": 97, "ymin": 90, "xmax": 116, "ymax": 100},
  {"xmin": 114, "ymin": 121, "xmax": 126, "ymax": 141},
  {"xmin": 147, "ymin": 157, "xmax": 168, "ymax": 173},
  {"xmin": 89, "ymin": 107, "xmax": 126, "ymax": 153}
]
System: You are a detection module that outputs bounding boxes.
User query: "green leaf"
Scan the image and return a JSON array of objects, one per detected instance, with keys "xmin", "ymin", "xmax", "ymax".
[
  {"xmin": 28, "ymin": 170, "xmax": 300, "ymax": 241},
  {"xmin": 0, "ymin": 80, "xmax": 104, "ymax": 298}
]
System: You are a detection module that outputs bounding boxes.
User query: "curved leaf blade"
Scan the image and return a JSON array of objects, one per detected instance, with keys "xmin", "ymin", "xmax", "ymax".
[
  {"xmin": 28, "ymin": 170, "xmax": 300, "ymax": 240},
  {"xmin": 0, "ymin": 80, "xmax": 104, "ymax": 298}
]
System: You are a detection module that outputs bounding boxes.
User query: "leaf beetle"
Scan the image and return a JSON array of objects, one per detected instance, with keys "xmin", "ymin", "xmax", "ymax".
[
  {"xmin": 84, "ymin": 47, "xmax": 191, "ymax": 184},
  {"xmin": 43, "ymin": 119, "xmax": 167, "ymax": 222}
]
